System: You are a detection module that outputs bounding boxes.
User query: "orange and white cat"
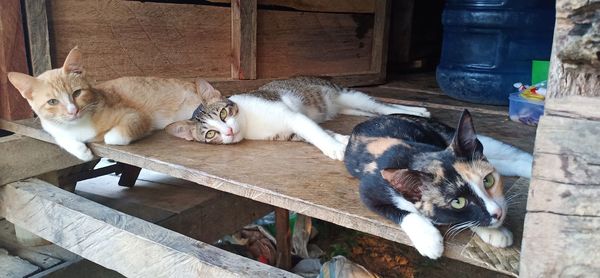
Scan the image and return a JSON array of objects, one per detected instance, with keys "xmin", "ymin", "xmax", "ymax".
[{"xmin": 8, "ymin": 47, "xmax": 208, "ymax": 161}]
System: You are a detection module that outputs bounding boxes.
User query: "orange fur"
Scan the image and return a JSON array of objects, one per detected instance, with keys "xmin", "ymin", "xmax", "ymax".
[{"xmin": 7, "ymin": 47, "xmax": 211, "ymax": 159}]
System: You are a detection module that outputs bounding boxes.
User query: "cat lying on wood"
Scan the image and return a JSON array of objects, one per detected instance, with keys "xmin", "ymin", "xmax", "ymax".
[
  {"xmin": 166, "ymin": 77, "xmax": 430, "ymax": 160},
  {"xmin": 344, "ymin": 110, "xmax": 533, "ymax": 259},
  {"xmin": 8, "ymin": 47, "xmax": 209, "ymax": 161}
]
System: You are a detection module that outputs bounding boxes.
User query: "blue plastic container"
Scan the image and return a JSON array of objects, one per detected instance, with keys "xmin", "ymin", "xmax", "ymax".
[{"xmin": 436, "ymin": 0, "xmax": 555, "ymax": 105}]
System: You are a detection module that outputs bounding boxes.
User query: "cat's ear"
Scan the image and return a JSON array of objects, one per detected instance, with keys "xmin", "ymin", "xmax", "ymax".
[
  {"xmin": 450, "ymin": 109, "xmax": 483, "ymax": 158},
  {"xmin": 196, "ymin": 79, "xmax": 222, "ymax": 103},
  {"xmin": 381, "ymin": 169, "xmax": 430, "ymax": 203},
  {"xmin": 7, "ymin": 72, "xmax": 38, "ymax": 100},
  {"xmin": 165, "ymin": 120, "xmax": 197, "ymax": 141},
  {"xmin": 62, "ymin": 47, "xmax": 85, "ymax": 75}
]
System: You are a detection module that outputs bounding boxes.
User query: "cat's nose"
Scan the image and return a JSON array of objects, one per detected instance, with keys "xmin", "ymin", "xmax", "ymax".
[
  {"xmin": 491, "ymin": 209, "xmax": 503, "ymax": 221},
  {"xmin": 225, "ymin": 127, "xmax": 234, "ymax": 136}
]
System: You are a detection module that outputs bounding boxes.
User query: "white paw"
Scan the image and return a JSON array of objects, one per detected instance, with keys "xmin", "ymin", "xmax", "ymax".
[
  {"xmin": 472, "ymin": 226, "xmax": 513, "ymax": 248},
  {"xmin": 401, "ymin": 213, "xmax": 444, "ymax": 259},
  {"xmin": 321, "ymin": 143, "xmax": 346, "ymax": 161},
  {"xmin": 71, "ymin": 145, "xmax": 94, "ymax": 161},
  {"xmin": 104, "ymin": 129, "xmax": 131, "ymax": 145}
]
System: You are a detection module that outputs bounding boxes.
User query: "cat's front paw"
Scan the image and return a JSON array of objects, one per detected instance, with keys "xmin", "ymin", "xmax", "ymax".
[
  {"xmin": 401, "ymin": 214, "xmax": 444, "ymax": 259},
  {"xmin": 322, "ymin": 143, "xmax": 346, "ymax": 161},
  {"xmin": 104, "ymin": 129, "xmax": 132, "ymax": 145},
  {"xmin": 472, "ymin": 226, "xmax": 513, "ymax": 248},
  {"xmin": 333, "ymin": 134, "xmax": 350, "ymax": 145},
  {"xmin": 72, "ymin": 146, "xmax": 95, "ymax": 161}
]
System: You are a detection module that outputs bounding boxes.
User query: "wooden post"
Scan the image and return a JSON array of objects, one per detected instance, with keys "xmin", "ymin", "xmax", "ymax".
[
  {"xmin": 370, "ymin": 0, "xmax": 391, "ymax": 83},
  {"xmin": 117, "ymin": 163, "xmax": 142, "ymax": 187},
  {"xmin": 231, "ymin": 0, "xmax": 257, "ymax": 80},
  {"xmin": 0, "ymin": 0, "xmax": 33, "ymax": 120},
  {"xmin": 275, "ymin": 207, "xmax": 291, "ymax": 270},
  {"xmin": 520, "ymin": 0, "xmax": 600, "ymax": 277},
  {"xmin": 23, "ymin": 0, "xmax": 52, "ymax": 76}
]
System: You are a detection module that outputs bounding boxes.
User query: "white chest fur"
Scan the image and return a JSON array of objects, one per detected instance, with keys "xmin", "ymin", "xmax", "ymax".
[
  {"xmin": 41, "ymin": 117, "xmax": 98, "ymax": 143},
  {"xmin": 230, "ymin": 95, "xmax": 294, "ymax": 140}
]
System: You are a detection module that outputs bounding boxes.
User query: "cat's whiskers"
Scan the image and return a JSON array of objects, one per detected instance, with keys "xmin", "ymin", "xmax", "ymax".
[{"xmin": 445, "ymin": 220, "xmax": 478, "ymax": 239}]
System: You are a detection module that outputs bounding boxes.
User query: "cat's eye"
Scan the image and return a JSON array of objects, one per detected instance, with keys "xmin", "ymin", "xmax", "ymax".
[
  {"xmin": 483, "ymin": 174, "xmax": 495, "ymax": 189},
  {"xmin": 205, "ymin": 130, "xmax": 218, "ymax": 139},
  {"xmin": 450, "ymin": 197, "xmax": 468, "ymax": 209},
  {"xmin": 219, "ymin": 109, "xmax": 227, "ymax": 121},
  {"xmin": 47, "ymin": 99, "xmax": 59, "ymax": 105},
  {"xmin": 72, "ymin": 89, "xmax": 82, "ymax": 98}
]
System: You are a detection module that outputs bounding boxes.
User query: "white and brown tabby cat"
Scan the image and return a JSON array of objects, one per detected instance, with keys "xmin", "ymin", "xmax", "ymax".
[
  {"xmin": 8, "ymin": 47, "xmax": 207, "ymax": 161},
  {"xmin": 166, "ymin": 77, "xmax": 430, "ymax": 160}
]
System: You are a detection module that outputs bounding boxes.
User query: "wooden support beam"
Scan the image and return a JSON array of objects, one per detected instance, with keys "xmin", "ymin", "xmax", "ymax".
[
  {"xmin": 370, "ymin": 0, "xmax": 391, "ymax": 82},
  {"xmin": 231, "ymin": 0, "xmax": 257, "ymax": 80},
  {"xmin": 23, "ymin": 0, "xmax": 52, "ymax": 76},
  {"xmin": 117, "ymin": 163, "xmax": 142, "ymax": 187},
  {"xmin": 0, "ymin": 135, "xmax": 82, "ymax": 186},
  {"xmin": 520, "ymin": 0, "xmax": 600, "ymax": 276},
  {"xmin": 275, "ymin": 208, "xmax": 291, "ymax": 270},
  {"xmin": 0, "ymin": 179, "xmax": 295, "ymax": 277},
  {"xmin": 0, "ymin": 0, "xmax": 33, "ymax": 120}
]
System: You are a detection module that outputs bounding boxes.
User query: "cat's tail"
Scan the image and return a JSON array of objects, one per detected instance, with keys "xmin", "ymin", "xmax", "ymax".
[{"xmin": 336, "ymin": 89, "xmax": 430, "ymax": 117}]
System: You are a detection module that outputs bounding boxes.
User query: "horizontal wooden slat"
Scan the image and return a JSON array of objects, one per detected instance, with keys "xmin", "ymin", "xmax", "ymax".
[
  {"xmin": 48, "ymin": 0, "xmax": 231, "ymax": 82},
  {"xmin": 0, "ymin": 179, "xmax": 293, "ymax": 277},
  {"xmin": 544, "ymin": 96, "xmax": 600, "ymax": 120},
  {"xmin": 527, "ymin": 179, "xmax": 600, "ymax": 216},
  {"xmin": 533, "ymin": 115, "xmax": 600, "ymax": 185},
  {"xmin": 0, "ymin": 135, "xmax": 82, "ymax": 185},
  {"xmin": 520, "ymin": 212, "xmax": 600, "ymax": 277},
  {"xmin": 205, "ymin": 0, "xmax": 376, "ymax": 13}
]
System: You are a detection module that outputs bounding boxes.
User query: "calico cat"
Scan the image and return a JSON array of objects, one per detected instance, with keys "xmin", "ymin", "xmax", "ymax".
[
  {"xmin": 8, "ymin": 47, "xmax": 207, "ymax": 161},
  {"xmin": 344, "ymin": 110, "xmax": 533, "ymax": 259},
  {"xmin": 166, "ymin": 77, "xmax": 430, "ymax": 160}
]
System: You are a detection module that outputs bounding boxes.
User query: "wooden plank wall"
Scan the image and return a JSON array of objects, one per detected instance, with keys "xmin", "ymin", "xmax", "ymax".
[
  {"xmin": 520, "ymin": 0, "xmax": 600, "ymax": 276},
  {"xmin": 0, "ymin": 0, "xmax": 33, "ymax": 120},
  {"xmin": 47, "ymin": 0, "xmax": 232, "ymax": 81}
]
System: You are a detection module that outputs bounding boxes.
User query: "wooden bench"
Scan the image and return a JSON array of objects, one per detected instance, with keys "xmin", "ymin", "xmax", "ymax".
[{"xmin": 0, "ymin": 100, "xmax": 535, "ymax": 276}]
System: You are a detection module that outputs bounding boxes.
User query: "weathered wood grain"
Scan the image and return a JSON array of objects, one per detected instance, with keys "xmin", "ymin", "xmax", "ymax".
[
  {"xmin": 0, "ymin": 219, "xmax": 64, "ymax": 270},
  {"xmin": 0, "ymin": 109, "xmax": 535, "ymax": 275},
  {"xmin": 256, "ymin": 10, "xmax": 373, "ymax": 78},
  {"xmin": 231, "ymin": 0, "xmax": 257, "ymax": 80},
  {"xmin": 0, "ymin": 248, "xmax": 40, "ymax": 278},
  {"xmin": 520, "ymin": 1, "xmax": 600, "ymax": 276},
  {"xmin": 275, "ymin": 208, "xmax": 291, "ymax": 270},
  {"xmin": 521, "ymin": 213, "xmax": 600, "ymax": 277},
  {"xmin": 47, "ymin": 0, "xmax": 231, "ymax": 81},
  {"xmin": 0, "ymin": 179, "xmax": 294, "ymax": 277},
  {"xmin": 0, "ymin": 135, "xmax": 82, "ymax": 185},
  {"xmin": 0, "ymin": 0, "xmax": 33, "ymax": 120},
  {"xmin": 24, "ymin": 0, "xmax": 52, "ymax": 76}
]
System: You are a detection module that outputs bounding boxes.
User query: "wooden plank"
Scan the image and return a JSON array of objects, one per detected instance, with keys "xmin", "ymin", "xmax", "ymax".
[
  {"xmin": 0, "ymin": 135, "xmax": 82, "ymax": 185},
  {"xmin": 275, "ymin": 208, "xmax": 291, "ymax": 270},
  {"xmin": 0, "ymin": 219, "xmax": 63, "ymax": 269},
  {"xmin": 0, "ymin": 248, "xmax": 40, "ymax": 278},
  {"xmin": 527, "ymin": 179, "xmax": 600, "ymax": 216},
  {"xmin": 533, "ymin": 116, "xmax": 600, "ymax": 185},
  {"xmin": 521, "ymin": 213, "xmax": 600, "ymax": 277},
  {"xmin": 47, "ymin": 0, "xmax": 231, "ymax": 82},
  {"xmin": 544, "ymin": 96, "xmax": 600, "ymax": 120},
  {"xmin": 0, "ymin": 108, "xmax": 535, "ymax": 274},
  {"xmin": 212, "ymin": 0, "xmax": 375, "ymax": 13},
  {"xmin": 0, "ymin": 179, "xmax": 294, "ymax": 277},
  {"xmin": 231, "ymin": 0, "xmax": 257, "ymax": 80},
  {"xmin": 24, "ymin": 0, "xmax": 52, "ymax": 76},
  {"xmin": 76, "ymin": 172, "xmax": 273, "ymax": 243},
  {"xmin": 0, "ymin": 0, "xmax": 33, "ymax": 120},
  {"xmin": 370, "ymin": 0, "xmax": 391, "ymax": 82},
  {"xmin": 256, "ymin": 10, "xmax": 373, "ymax": 78}
]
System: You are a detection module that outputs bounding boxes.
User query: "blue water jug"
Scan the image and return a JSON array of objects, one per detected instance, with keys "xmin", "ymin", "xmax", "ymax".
[{"xmin": 436, "ymin": 0, "xmax": 555, "ymax": 105}]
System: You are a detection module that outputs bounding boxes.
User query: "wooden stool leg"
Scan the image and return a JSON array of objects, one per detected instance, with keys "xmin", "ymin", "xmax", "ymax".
[
  {"xmin": 275, "ymin": 207, "xmax": 291, "ymax": 270},
  {"xmin": 118, "ymin": 163, "xmax": 141, "ymax": 187}
]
